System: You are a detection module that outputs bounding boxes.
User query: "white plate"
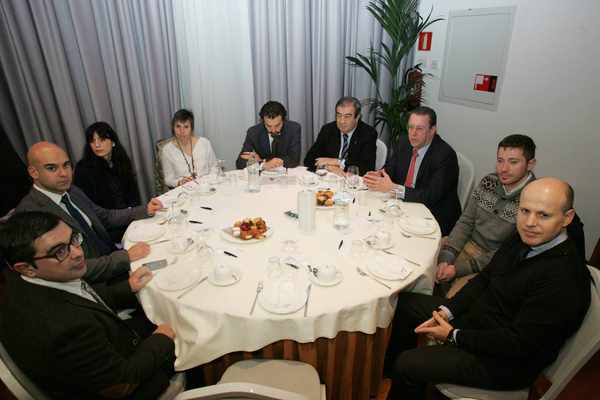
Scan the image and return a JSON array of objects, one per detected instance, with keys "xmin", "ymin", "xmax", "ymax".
[
  {"xmin": 316, "ymin": 205, "xmax": 334, "ymax": 210},
  {"xmin": 168, "ymin": 238, "xmax": 197, "ymax": 254},
  {"xmin": 208, "ymin": 268, "xmax": 242, "ymax": 286},
  {"xmin": 398, "ymin": 217, "xmax": 436, "ymax": 235},
  {"xmin": 366, "ymin": 255, "xmax": 412, "ymax": 281},
  {"xmin": 309, "ymin": 270, "xmax": 343, "ymax": 287},
  {"xmin": 220, "ymin": 227, "xmax": 273, "ymax": 244},
  {"xmin": 366, "ymin": 241, "xmax": 394, "ymax": 250},
  {"xmin": 261, "ymin": 167, "xmax": 285, "ymax": 177},
  {"xmin": 258, "ymin": 281, "xmax": 308, "ymax": 314},
  {"xmin": 127, "ymin": 223, "xmax": 165, "ymax": 243},
  {"xmin": 154, "ymin": 267, "xmax": 203, "ymax": 291}
]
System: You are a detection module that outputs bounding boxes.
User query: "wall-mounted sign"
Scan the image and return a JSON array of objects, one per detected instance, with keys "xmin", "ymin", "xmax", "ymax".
[
  {"xmin": 418, "ymin": 32, "xmax": 432, "ymax": 51},
  {"xmin": 474, "ymin": 74, "xmax": 498, "ymax": 93}
]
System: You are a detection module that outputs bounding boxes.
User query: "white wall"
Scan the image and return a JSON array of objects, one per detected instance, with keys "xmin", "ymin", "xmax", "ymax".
[{"xmin": 417, "ymin": 0, "xmax": 600, "ymax": 256}]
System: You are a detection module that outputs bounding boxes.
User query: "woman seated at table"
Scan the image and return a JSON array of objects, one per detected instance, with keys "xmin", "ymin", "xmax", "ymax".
[
  {"xmin": 74, "ymin": 121, "xmax": 141, "ymax": 241},
  {"xmin": 161, "ymin": 109, "xmax": 217, "ymax": 188}
]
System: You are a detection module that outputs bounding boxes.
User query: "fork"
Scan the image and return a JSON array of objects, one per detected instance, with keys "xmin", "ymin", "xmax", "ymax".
[
  {"xmin": 356, "ymin": 267, "xmax": 391, "ymax": 289},
  {"xmin": 250, "ymin": 281, "xmax": 263, "ymax": 315}
]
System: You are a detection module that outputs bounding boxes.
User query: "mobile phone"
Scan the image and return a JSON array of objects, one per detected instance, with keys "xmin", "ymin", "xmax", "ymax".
[
  {"xmin": 143, "ymin": 259, "xmax": 168, "ymax": 271},
  {"xmin": 284, "ymin": 210, "xmax": 299, "ymax": 219}
]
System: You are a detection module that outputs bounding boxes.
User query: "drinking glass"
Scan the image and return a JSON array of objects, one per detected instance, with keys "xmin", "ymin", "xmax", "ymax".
[{"xmin": 345, "ymin": 165, "xmax": 361, "ymax": 191}]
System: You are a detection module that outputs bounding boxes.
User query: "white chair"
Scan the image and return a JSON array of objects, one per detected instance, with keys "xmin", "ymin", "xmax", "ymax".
[
  {"xmin": 456, "ymin": 152, "xmax": 475, "ymax": 210},
  {"xmin": 0, "ymin": 336, "xmax": 185, "ymax": 400},
  {"xmin": 375, "ymin": 138, "xmax": 388, "ymax": 170},
  {"xmin": 174, "ymin": 359, "xmax": 326, "ymax": 400},
  {"xmin": 437, "ymin": 265, "xmax": 600, "ymax": 400}
]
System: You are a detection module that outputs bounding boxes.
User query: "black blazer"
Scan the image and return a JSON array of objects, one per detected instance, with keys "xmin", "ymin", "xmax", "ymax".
[
  {"xmin": 235, "ymin": 120, "xmax": 302, "ymax": 169},
  {"xmin": 303, "ymin": 120, "xmax": 377, "ymax": 176},
  {"xmin": 385, "ymin": 134, "xmax": 461, "ymax": 235},
  {"xmin": 0, "ymin": 270, "xmax": 175, "ymax": 399}
]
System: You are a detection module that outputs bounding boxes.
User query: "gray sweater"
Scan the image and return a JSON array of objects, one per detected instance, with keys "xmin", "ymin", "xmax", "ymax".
[{"xmin": 438, "ymin": 172, "xmax": 535, "ymax": 276}]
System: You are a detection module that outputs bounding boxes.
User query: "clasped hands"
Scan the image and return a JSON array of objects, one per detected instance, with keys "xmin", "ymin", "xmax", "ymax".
[
  {"xmin": 241, "ymin": 152, "xmax": 283, "ymax": 170},
  {"xmin": 363, "ymin": 169, "xmax": 395, "ymax": 192},
  {"xmin": 414, "ymin": 309, "xmax": 454, "ymax": 342},
  {"xmin": 436, "ymin": 262, "xmax": 457, "ymax": 283}
]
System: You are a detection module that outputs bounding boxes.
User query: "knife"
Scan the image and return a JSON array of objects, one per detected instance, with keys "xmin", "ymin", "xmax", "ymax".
[
  {"xmin": 304, "ymin": 284, "xmax": 312, "ymax": 317},
  {"xmin": 176, "ymin": 276, "xmax": 208, "ymax": 299}
]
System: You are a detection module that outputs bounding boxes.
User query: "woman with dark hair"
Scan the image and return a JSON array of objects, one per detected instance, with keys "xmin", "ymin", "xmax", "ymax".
[{"xmin": 74, "ymin": 122, "xmax": 141, "ymax": 240}]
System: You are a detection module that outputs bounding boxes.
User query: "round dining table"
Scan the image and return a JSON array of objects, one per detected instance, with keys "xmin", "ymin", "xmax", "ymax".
[{"xmin": 124, "ymin": 167, "xmax": 441, "ymax": 400}]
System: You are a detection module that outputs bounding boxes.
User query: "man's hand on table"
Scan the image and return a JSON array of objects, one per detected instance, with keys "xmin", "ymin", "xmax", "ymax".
[
  {"xmin": 240, "ymin": 152, "xmax": 262, "ymax": 162},
  {"xmin": 127, "ymin": 242, "xmax": 150, "ymax": 262},
  {"xmin": 147, "ymin": 198, "xmax": 164, "ymax": 215},
  {"xmin": 263, "ymin": 158, "xmax": 284, "ymax": 170},
  {"xmin": 436, "ymin": 262, "xmax": 457, "ymax": 283},
  {"xmin": 129, "ymin": 266, "xmax": 153, "ymax": 292},
  {"xmin": 414, "ymin": 310, "xmax": 453, "ymax": 342},
  {"xmin": 153, "ymin": 324, "xmax": 176, "ymax": 340}
]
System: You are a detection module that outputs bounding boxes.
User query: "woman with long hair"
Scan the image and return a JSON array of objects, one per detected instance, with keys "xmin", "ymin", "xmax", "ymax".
[{"xmin": 74, "ymin": 122, "xmax": 141, "ymax": 240}]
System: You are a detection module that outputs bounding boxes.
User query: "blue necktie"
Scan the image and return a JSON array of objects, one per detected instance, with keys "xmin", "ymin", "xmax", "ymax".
[
  {"xmin": 340, "ymin": 134, "xmax": 350, "ymax": 160},
  {"xmin": 61, "ymin": 195, "xmax": 113, "ymax": 255}
]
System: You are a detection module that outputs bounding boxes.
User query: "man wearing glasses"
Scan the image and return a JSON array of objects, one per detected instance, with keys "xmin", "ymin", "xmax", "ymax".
[
  {"xmin": 303, "ymin": 96, "xmax": 377, "ymax": 176},
  {"xmin": 0, "ymin": 211, "xmax": 176, "ymax": 399},
  {"xmin": 364, "ymin": 106, "xmax": 461, "ymax": 235}
]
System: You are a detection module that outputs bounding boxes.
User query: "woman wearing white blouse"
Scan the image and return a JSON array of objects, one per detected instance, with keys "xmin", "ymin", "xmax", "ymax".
[{"xmin": 161, "ymin": 109, "xmax": 217, "ymax": 188}]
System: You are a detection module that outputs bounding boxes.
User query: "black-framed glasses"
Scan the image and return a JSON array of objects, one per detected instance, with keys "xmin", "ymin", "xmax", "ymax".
[{"xmin": 32, "ymin": 231, "xmax": 84, "ymax": 263}]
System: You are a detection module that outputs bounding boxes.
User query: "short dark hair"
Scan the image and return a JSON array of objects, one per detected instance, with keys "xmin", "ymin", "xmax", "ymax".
[
  {"xmin": 498, "ymin": 134, "xmax": 536, "ymax": 161},
  {"xmin": 259, "ymin": 101, "xmax": 287, "ymax": 120},
  {"xmin": 408, "ymin": 106, "xmax": 437, "ymax": 127},
  {"xmin": 335, "ymin": 96, "xmax": 362, "ymax": 118},
  {"xmin": 171, "ymin": 109, "xmax": 194, "ymax": 132},
  {"xmin": 0, "ymin": 212, "xmax": 62, "ymax": 267},
  {"xmin": 564, "ymin": 183, "xmax": 574, "ymax": 212}
]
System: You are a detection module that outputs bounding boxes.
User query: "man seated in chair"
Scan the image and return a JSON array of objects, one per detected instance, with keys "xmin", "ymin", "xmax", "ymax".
[
  {"xmin": 385, "ymin": 178, "xmax": 591, "ymax": 399},
  {"xmin": 363, "ymin": 106, "xmax": 461, "ymax": 235},
  {"xmin": 0, "ymin": 211, "xmax": 176, "ymax": 399},
  {"xmin": 435, "ymin": 134, "xmax": 537, "ymax": 296}
]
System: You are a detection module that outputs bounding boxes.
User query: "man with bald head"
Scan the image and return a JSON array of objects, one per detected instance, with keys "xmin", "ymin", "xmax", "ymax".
[
  {"xmin": 16, "ymin": 142, "xmax": 163, "ymax": 281},
  {"xmin": 385, "ymin": 177, "xmax": 591, "ymax": 398}
]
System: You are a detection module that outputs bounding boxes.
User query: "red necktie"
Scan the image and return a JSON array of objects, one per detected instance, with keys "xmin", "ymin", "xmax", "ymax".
[{"xmin": 404, "ymin": 149, "xmax": 418, "ymax": 188}]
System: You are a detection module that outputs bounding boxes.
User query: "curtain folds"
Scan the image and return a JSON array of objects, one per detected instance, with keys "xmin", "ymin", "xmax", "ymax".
[{"xmin": 0, "ymin": 0, "xmax": 180, "ymax": 200}]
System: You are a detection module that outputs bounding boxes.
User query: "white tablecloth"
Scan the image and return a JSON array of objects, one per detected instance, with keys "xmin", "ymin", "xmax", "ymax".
[{"xmin": 124, "ymin": 169, "xmax": 440, "ymax": 370}]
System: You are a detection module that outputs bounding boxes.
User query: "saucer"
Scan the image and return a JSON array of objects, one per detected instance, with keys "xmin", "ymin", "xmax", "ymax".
[
  {"xmin": 309, "ymin": 270, "xmax": 343, "ymax": 287},
  {"xmin": 208, "ymin": 268, "xmax": 241, "ymax": 286}
]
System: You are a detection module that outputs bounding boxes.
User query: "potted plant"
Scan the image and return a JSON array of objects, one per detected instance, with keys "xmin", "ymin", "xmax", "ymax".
[{"xmin": 346, "ymin": 0, "xmax": 442, "ymax": 144}]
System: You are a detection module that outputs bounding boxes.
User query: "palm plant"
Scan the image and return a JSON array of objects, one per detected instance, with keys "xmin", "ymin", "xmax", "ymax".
[{"xmin": 346, "ymin": 0, "xmax": 442, "ymax": 143}]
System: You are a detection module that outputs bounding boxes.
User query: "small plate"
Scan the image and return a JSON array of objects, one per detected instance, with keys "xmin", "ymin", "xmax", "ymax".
[
  {"xmin": 168, "ymin": 238, "xmax": 196, "ymax": 254},
  {"xmin": 220, "ymin": 227, "xmax": 273, "ymax": 244},
  {"xmin": 258, "ymin": 281, "xmax": 308, "ymax": 314},
  {"xmin": 154, "ymin": 267, "xmax": 203, "ymax": 291},
  {"xmin": 316, "ymin": 205, "xmax": 334, "ymax": 210},
  {"xmin": 127, "ymin": 223, "xmax": 165, "ymax": 242},
  {"xmin": 208, "ymin": 268, "xmax": 242, "ymax": 286},
  {"xmin": 194, "ymin": 187, "xmax": 217, "ymax": 196},
  {"xmin": 366, "ymin": 255, "xmax": 412, "ymax": 281},
  {"xmin": 309, "ymin": 270, "xmax": 343, "ymax": 287},
  {"xmin": 397, "ymin": 217, "xmax": 436, "ymax": 235}
]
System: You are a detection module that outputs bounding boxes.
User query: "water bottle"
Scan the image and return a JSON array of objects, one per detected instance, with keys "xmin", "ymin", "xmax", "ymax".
[{"xmin": 246, "ymin": 155, "xmax": 261, "ymax": 193}]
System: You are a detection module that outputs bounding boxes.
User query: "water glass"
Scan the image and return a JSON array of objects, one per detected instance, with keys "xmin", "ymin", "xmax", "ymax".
[
  {"xmin": 267, "ymin": 256, "xmax": 283, "ymax": 281},
  {"xmin": 333, "ymin": 199, "xmax": 351, "ymax": 232},
  {"xmin": 246, "ymin": 158, "xmax": 261, "ymax": 193},
  {"xmin": 346, "ymin": 165, "xmax": 361, "ymax": 190}
]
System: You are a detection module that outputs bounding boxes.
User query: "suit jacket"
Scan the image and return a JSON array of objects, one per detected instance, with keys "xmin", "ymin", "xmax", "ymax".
[
  {"xmin": 385, "ymin": 134, "xmax": 461, "ymax": 235},
  {"xmin": 303, "ymin": 120, "xmax": 377, "ymax": 176},
  {"xmin": 235, "ymin": 120, "xmax": 302, "ymax": 169},
  {"xmin": 16, "ymin": 186, "xmax": 147, "ymax": 282},
  {"xmin": 447, "ymin": 235, "xmax": 590, "ymax": 384},
  {"xmin": 0, "ymin": 270, "xmax": 175, "ymax": 399}
]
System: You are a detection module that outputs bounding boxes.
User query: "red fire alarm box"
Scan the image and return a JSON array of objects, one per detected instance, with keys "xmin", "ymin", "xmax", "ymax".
[
  {"xmin": 418, "ymin": 32, "xmax": 432, "ymax": 51},
  {"xmin": 473, "ymin": 74, "xmax": 498, "ymax": 93}
]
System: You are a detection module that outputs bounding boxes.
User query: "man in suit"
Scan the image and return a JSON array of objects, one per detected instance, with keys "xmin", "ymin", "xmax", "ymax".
[
  {"xmin": 236, "ymin": 101, "xmax": 301, "ymax": 170},
  {"xmin": 16, "ymin": 142, "xmax": 163, "ymax": 282},
  {"xmin": 0, "ymin": 211, "xmax": 176, "ymax": 399},
  {"xmin": 303, "ymin": 96, "xmax": 377, "ymax": 176},
  {"xmin": 386, "ymin": 178, "xmax": 591, "ymax": 399},
  {"xmin": 364, "ymin": 106, "xmax": 461, "ymax": 235}
]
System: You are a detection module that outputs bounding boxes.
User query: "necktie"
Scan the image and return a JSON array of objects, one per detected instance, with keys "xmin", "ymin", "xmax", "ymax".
[
  {"xmin": 404, "ymin": 148, "xmax": 419, "ymax": 188},
  {"xmin": 340, "ymin": 134, "xmax": 350, "ymax": 160},
  {"xmin": 81, "ymin": 281, "xmax": 115, "ymax": 314},
  {"xmin": 271, "ymin": 135, "xmax": 279, "ymax": 157},
  {"xmin": 61, "ymin": 195, "xmax": 113, "ymax": 255}
]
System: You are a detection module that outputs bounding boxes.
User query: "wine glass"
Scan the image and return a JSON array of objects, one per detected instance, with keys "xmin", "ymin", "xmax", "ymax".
[{"xmin": 345, "ymin": 165, "xmax": 361, "ymax": 191}]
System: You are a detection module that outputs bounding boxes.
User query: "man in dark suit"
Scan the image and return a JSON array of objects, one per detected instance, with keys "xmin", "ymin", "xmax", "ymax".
[
  {"xmin": 236, "ymin": 101, "xmax": 301, "ymax": 170},
  {"xmin": 386, "ymin": 178, "xmax": 591, "ymax": 399},
  {"xmin": 364, "ymin": 106, "xmax": 461, "ymax": 235},
  {"xmin": 304, "ymin": 96, "xmax": 377, "ymax": 176},
  {"xmin": 16, "ymin": 142, "xmax": 163, "ymax": 282},
  {"xmin": 0, "ymin": 211, "xmax": 176, "ymax": 399}
]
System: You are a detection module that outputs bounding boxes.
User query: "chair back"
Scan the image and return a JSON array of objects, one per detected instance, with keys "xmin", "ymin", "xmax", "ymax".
[
  {"xmin": 0, "ymin": 339, "xmax": 50, "ymax": 400},
  {"xmin": 375, "ymin": 139, "xmax": 388, "ymax": 170},
  {"xmin": 154, "ymin": 137, "xmax": 174, "ymax": 195},
  {"xmin": 456, "ymin": 152, "xmax": 475, "ymax": 210},
  {"xmin": 539, "ymin": 266, "xmax": 600, "ymax": 400}
]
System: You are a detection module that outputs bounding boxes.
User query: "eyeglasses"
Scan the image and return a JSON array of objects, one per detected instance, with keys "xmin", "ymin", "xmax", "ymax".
[{"xmin": 32, "ymin": 232, "xmax": 84, "ymax": 263}]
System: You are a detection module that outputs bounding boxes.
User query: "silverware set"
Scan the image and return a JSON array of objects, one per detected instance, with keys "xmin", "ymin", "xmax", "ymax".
[
  {"xmin": 356, "ymin": 267, "xmax": 391, "ymax": 290},
  {"xmin": 177, "ymin": 276, "xmax": 208, "ymax": 299}
]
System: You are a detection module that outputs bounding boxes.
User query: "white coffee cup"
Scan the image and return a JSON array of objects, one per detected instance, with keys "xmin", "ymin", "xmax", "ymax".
[
  {"xmin": 198, "ymin": 181, "xmax": 211, "ymax": 194},
  {"xmin": 214, "ymin": 264, "xmax": 233, "ymax": 284},
  {"xmin": 319, "ymin": 265, "xmax": 338, "ymax": 283}
]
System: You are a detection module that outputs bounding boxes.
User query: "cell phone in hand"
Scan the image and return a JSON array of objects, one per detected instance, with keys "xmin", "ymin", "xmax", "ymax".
[
  {"xmin": 284, "ymin": 210, "xmax": 299, "ymax": 219},
  {"xmin": 143, "ymin": 259, "xmax": 168, "ymax": 271}
]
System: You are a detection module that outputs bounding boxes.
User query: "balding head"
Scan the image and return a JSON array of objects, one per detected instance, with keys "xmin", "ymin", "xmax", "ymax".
[
  {"xmin": 27, "ymin": 142, "xmax": 73, "ymax": 194},
  {"xmin": 517, "ymin": 177, "xmax": 575, "ymax": 247}
]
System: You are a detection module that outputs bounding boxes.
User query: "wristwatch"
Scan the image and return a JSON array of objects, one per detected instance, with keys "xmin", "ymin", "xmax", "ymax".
[{"xmin": 445, "ymin": 328, "xmax": 457, "ymax": 345}]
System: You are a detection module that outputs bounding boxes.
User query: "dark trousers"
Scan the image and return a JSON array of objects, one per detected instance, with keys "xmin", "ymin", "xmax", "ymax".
[{"xmin": 387, "ymin": 292, "xmax": 533, "ymax": 399}]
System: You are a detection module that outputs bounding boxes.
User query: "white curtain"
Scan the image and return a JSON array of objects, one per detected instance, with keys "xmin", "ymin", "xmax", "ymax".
[
  {"xmin": 173, "ymin": 0, "xmax": 256, "ymax": 170},
  {"xmin": 174, "ymin": 0, "xmax": 401, "ymax": 167}
]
